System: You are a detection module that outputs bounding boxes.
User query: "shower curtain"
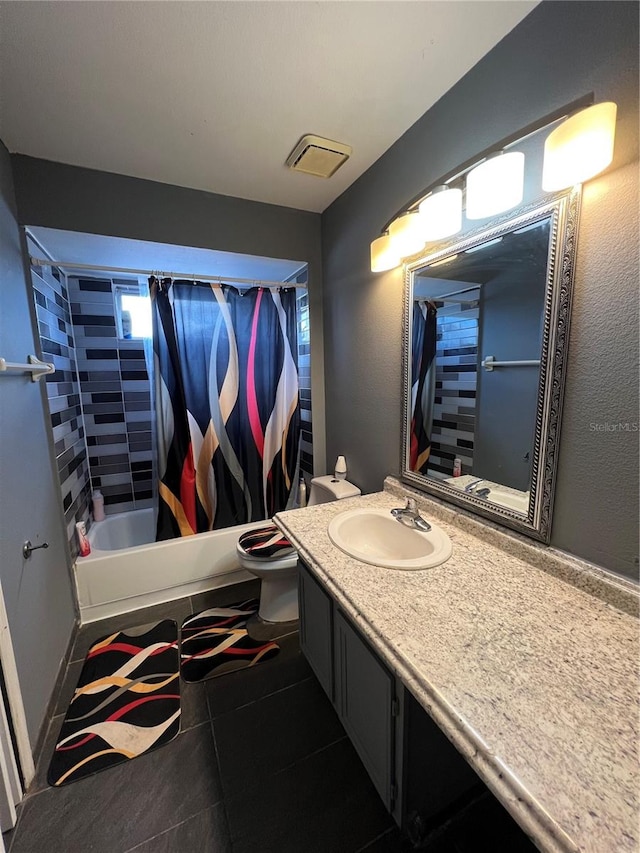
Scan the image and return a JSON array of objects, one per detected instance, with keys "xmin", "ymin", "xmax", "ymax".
[
  {"xmin": 410, "ymin": 300, "xmax": 437, "ymax": 474},
  {"xmin": 151, "ymin": 277, "xmax": 300, "ymax": 540}
]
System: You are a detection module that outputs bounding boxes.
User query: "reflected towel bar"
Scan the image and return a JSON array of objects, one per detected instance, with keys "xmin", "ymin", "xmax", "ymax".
[
  {"xmin": 0, "ymin": 355, "xmax": 55, "ymax": 382},
  {"xmin": 481, "ymin": 355, "xmax": 540, "ymax": 371}
]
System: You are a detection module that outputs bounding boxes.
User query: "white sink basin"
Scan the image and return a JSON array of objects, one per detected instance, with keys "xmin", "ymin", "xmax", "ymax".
[
  {"xmin": 486, "ymin": 489, "xmax": 529, "ymax": 514},
  {"xmin": 327, "ymin": 508, "xmax": 452, "ymax": 570},
  {"xmin": 443, "ymin": 475, "xmax": 529, "ymax": 515}
]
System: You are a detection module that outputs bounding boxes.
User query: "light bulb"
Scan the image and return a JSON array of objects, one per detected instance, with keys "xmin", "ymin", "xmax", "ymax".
[
  {"xmin": 466, "ymin": 151, "xmax": 525, "ymax": 219},
  {"xmin": 418, "ymin": 186, "xmax": 463, "ymax": 241},
  {"xmin": 370, "ymin": 232, "xmax": 400, "ymax": 273},
  {"xmin": 387, "ymin": 211, "xmax": 425, "ymax": 259},
  {"xmin": 542, "ymin": 102, "xmax": 617, "ymax": 191}
]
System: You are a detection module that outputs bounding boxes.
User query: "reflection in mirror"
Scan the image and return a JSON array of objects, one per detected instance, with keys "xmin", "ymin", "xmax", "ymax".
[{"xmin": 403, "ymin": 191, "xmax": 580, "ymax": 542}]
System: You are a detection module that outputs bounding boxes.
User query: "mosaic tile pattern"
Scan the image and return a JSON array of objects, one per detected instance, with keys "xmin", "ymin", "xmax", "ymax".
[
  {"xmin": 429, "ymin": 295, "xmax": 479, "ymax": 479},
  {"xmin": 31, "ymin": 263, "xmax": 92, "ymax": 558},
  {"xmin": 69, "ymin": 276, "xmax": 154, "ymax": 516}
]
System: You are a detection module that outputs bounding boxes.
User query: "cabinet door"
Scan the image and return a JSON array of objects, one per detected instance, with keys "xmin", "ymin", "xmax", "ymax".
[
  {"xmin": 334, "ymin": 609, "xmax": 396, "ymax": 811},
  {"xmin": 298, "ymin": 562, "xmax": 334, "ymax": 700}
]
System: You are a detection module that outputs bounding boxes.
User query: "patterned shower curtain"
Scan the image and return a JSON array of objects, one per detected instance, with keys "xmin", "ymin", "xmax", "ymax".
[
  {"xmin": 151, "ymin": 277, "xmax": 300, "ymax": 539},
  {"xmin": 410, "ymin": 300, "xmax": 437, "ymax": 474}
]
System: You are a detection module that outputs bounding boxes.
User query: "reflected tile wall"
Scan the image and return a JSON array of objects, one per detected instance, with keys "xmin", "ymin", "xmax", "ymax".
[
  {"xmin": 294, "ymin": 271, "xmax": 313, "ymax": 480},
  {"xmin": 428, "ymin": 298, "xmax": 479, "ymax": 478}
]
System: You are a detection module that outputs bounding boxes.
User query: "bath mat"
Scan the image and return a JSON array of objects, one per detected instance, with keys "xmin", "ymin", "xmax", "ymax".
[
  {"xmin": 180, "ymin": 599, "xmax": 280, "ymax": 683},
  {"xmin": 47, "ymin": 620, "xmax": 180, "ymax": 787}
]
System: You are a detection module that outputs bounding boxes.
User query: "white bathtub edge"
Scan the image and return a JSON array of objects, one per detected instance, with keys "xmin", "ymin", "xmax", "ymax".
[
  {"xmin": 79, "ymin": 566, "xmax": 254, "ymax": 624},
  {"xmin": 75, "ymin": 516, "xmax": 272, "ymax": 623}
]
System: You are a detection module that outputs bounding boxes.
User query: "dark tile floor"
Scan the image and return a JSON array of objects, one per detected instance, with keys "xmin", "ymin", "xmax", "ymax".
[{"xmin": 4, "ymin": 580, "xmax": 537, "ymax": 853}]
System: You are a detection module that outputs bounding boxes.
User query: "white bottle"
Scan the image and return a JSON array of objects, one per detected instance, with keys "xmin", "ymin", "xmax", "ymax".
[
  {"xmin": 452, "ymin": 457, "xmax": 462, "ymax": 477},
  {"xmin": 334, "ymin": 455, "xmax": 347, "ymax": 480},
  {"xmin": 298, "ymin": 477, "xmax": 307, "ymax": 508},
  {"xmin": 121, "ymin": 310, "xmax": 132, "ymax": 340},
  {"xmin": 92, "ymin": 489, "xmax": 105, "ymax": 522}
]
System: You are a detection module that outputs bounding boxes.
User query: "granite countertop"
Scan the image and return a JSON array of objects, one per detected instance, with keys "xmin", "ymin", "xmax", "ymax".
[{"xmin": 274, "ymin": 482, "xmax": 639, "ymax": 853}]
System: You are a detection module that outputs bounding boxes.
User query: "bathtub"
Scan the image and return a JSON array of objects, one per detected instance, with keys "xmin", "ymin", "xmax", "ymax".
[{"xmin": 75, "ymin": 509, "xmax": 262, "ymax": 623}]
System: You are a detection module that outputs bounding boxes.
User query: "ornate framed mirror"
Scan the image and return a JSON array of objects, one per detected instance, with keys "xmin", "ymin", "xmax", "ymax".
[{"xmin": 401, "ymin": 188, "xmax": 581, "ymax": 542}]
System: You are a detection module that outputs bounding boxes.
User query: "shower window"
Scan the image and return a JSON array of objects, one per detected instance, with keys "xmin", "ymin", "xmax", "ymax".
[{"xmin": 114, "ymin": 284, "xmax": 152, "ymax": 340}]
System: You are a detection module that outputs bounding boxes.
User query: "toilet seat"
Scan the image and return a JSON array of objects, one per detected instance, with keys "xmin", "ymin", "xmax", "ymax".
[
  {"xmin": 235, "ymin": 476, "xmax": 360, "ymax": 624},
  {"xmin": 236, "ymin": 524, "xmax": 298, "ymax": 571}
]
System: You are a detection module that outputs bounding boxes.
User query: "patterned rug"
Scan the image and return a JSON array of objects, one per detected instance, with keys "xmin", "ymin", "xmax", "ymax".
[
  {"xmin": 47, "ymin": 620, "xmax": 180, "ymax": 787},
  {"xmin": 180, "ymin": 599, "xmax": 280, "ymax": 683}
]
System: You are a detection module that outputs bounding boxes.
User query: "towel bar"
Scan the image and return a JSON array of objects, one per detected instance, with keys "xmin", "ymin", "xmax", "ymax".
[
  {"xmin": 481, "ymin": 355, "xmax": 541, "ymax": 372},
  {"xmin": 0, "ymin": 355, "xmax": 55, "ymax": 382}
]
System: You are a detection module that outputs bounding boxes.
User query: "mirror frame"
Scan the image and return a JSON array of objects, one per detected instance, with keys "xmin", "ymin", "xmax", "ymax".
[{"xmin": 401, "ymin": 187, "xmax": 581, "ymax": 542}]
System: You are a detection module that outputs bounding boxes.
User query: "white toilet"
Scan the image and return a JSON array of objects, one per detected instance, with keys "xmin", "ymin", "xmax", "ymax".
[{"xmin": 236, "ymin": 475, "xmax": 361, "ymax": 623}]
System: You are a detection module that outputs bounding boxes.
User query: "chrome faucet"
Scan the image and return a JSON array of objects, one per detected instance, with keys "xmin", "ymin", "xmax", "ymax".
[
  {"xmin": 465, "ymin": 479, "xmax": 490, "ymax": 499},
  {"xmin": 390, "ymin": 498, "xmax": 432, "ymax": 532}
]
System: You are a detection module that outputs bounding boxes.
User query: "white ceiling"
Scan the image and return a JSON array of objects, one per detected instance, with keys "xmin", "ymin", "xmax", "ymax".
[
  {"xmin": 0, "ymin": 2, "xmax": 537, "ymax": 214},
  {"xmin": 27, "ymin": 227, "xmax": 306, "ymax": 282}
]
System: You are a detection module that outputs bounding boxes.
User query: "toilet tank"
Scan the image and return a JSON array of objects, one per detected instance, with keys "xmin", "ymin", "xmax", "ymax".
[{"xmin": 308, "ymin": 474, "xmax": 361, "ymax": 506}]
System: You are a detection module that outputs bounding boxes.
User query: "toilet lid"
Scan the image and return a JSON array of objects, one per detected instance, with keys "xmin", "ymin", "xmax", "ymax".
[{"xmin": 237, "ymin": 525, "xmax": 296, "ymax": 561}]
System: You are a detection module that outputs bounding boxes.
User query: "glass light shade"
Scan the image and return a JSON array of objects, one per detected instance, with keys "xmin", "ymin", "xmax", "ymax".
[
  {"xmin": 387, "ymin": 211, "xmax": 425, "ymax": 259},
  {"xmin": 370, "ymin": 232, "xmax": 401, "ymax": 272},
  {"xmin": 542, "ymin": 102, "xmax": 617, "ymax": 191},
  {"xmin": 418, "ymin": 186, "xmax": 463, "ymax": 241},
  {"xmin": 465, "ymin": 152, "xmax": 525, "ymax": 219}
]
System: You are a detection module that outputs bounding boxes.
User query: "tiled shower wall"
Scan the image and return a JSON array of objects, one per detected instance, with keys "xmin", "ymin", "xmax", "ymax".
[
  {"xmin": 31, "ymin": 263, "xmax": 91, "ymax": 558},
  {"xmin": 69, "ymin": 276, "xmax": 154, "ymax": 515},
  {"xmin": 428, "ymin": 295, "xmax": 479, "ymax": 479}
]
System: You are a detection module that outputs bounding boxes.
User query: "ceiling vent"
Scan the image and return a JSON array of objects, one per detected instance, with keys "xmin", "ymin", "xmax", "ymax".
[{"xmin": 286, "ymin": 135, "xmax": 352, "ymax": 178}]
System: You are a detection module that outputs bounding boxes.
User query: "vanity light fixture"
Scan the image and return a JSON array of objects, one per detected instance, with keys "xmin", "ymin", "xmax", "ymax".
[
  {"xmin": 542, "ymin": 102, "xmax": 617, "ymax": 191},
  {"xmin": 387, "ymin": 210, "xmax": 425, "ymax": 259},
  {"xmin": 465, "ymin": 151, "xmax": 525, "ymax": 219},
  {"xmin": 418, "ymin": 186, "xmax": 463, "ymax": 241},
  {"xmin": 370, "ymin": 231, "xmax": 401, "ymax": 273},
  {"xmin": 369, "ymin": 95, "xmax": 617, "ymax": 273}
]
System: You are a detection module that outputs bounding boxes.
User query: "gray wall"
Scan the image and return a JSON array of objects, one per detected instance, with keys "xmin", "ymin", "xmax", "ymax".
[
  {"xmin": 321, "ymin": 1, "xmax": 639, "ymax": 578},
  {"xmin": 10, "ymin": 157, "xmax": 327, "ymax": 476},
  {"xmin": 0, "ymin": 140, "xmax": 77, "ymax": 743},
  {"xmin": 474, "ymin": 253, "xmax": 547, "ymax": 492}
]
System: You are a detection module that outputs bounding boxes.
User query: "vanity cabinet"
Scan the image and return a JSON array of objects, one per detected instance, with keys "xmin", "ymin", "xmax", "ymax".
[
  {"xmin": 333, "ymin": 609, "xmax": 397, "ymax": 811},
  {"xmin": 298, "ymin": 561, "xmax": 399, "ymax": 813},
  {"xmin": 298, "ymin": 559, "xmax": 481, "ymax": 835},
  {"xmin": 298, "ymin": 561, "xmax": 334, "ymax": 699}
]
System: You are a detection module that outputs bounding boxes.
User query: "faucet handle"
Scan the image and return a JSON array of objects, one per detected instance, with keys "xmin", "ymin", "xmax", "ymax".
[{"xmin": 406, "ymin": 498, "xmax": 417, "ymax": 512}]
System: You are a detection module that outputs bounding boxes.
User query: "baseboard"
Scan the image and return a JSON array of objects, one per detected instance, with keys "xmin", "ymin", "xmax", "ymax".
[{"xmin": 32, "ymin": 617, "xmax": 79, "ymax": 769}]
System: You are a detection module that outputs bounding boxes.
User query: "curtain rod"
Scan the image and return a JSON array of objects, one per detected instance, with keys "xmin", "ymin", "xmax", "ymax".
[{"xmin": 29, "ymin": 257, "xmax": 308, "ymax": 291}]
